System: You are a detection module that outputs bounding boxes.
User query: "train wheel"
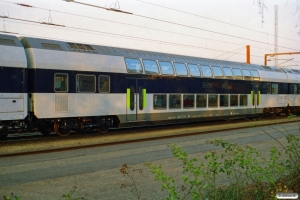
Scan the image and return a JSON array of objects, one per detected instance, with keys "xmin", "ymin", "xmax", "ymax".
[
  {"xmin": 97, "ymin": 121, "xmax": 110, "ymax": 134},
  {"xmin": 54, "ymin": 121, "xmax": 71, "ymax": 136},
  {"xmin": 39, "ymin": 122, "xmax": 53, "ymax": 136},
  {"xmin": 0, "ymin": 126, "xmax": 8, "ymax": 140}
]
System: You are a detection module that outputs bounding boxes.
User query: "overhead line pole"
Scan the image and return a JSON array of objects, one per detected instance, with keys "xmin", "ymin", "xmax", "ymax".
[{"xmin": 264, "ymin": 52, "xmax": 300, "ymax": 66}]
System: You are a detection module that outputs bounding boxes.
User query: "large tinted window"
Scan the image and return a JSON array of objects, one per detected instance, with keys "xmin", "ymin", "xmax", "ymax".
[
  {"xmin": 76, "ymin": 75, "xmax": 96, "ymax": 92},
  {"xmin": 233, "ymin": 68, "xmax": 243, "ymax": 80},
  {"xmin": 242, "ymin": 69, "xmax": 252, "ymax": 80},
  {"xmin": 240, "ymin": 95, "xmax": 248, "ymax": 106},
  {"xmin": 196, "ymin": 95, "xmax": 207, "ymax": 108},
  {"xmin": 159, "ymin": 61, "xmax": 174, "ymax": 75},
  {"xmin": 183, "ymin": 95, "xmax": 194, "ymax": 108},
  {"xmin": 208, "ymin": 94, "xmax": 218, "ymax": 107},
  {"xmin": 212, "ymin": 66, "xmax": 224, "ymax": 78},
  {"xmin": 174, "ymin": 63, "xmax": 187, "ymax": 76},
  {"xmin": 223, "ymin": 68, "xmax": 234, "ymax": 79},
  {"xmin": 54, "ymin": 73, "xmax": 68, "ymax": 92},
  {"xmin": 200, "ymin": 65, "xmax": 212, "ymax": 77},
  {"xmin": 188, "ymin": 64, "xmax": 201, "ymax": 76},
  {"xmin": 142, "ymin": 60, "xmax": 159, "ymax": 75},
  {"xmin": 125, "ymin": 58, "xmax": 143, "ymax": 73},
  {"xmin": 153, "ymin": 95, "xmax": 167, "ymax": 109},
  {"xmin": 230, "ymin": 95, "xmax": 238, "ymax": 106},
  {"xmin": 251, "ymin": 70, "xmax": 260, "ymax": 81},
  {"xmin": 169, "ymin": 94, "xmax": 181, "ymax": 109},
  {"xmin": 220, "ymin": 95, "xmax": 228, "ymax": 107}
]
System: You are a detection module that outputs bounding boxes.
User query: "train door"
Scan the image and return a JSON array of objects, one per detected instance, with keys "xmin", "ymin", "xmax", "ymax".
[
  {"xmin": 126, "ymin": 78, "xmax": 147, "ymax": 122},
  {"xmin": 251, "ymin": 83, "xmax": 261, "ymax": 113}
]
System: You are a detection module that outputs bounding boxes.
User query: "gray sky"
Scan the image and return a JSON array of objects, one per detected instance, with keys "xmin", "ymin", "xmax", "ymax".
[{"xmin": 1, "ymin": 0, "xmax": 300, "ymax": 67}]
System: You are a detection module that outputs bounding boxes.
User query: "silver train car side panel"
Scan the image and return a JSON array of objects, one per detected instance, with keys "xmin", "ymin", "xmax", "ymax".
[{"xmin": 0, "ymin": 34, "xmax": 27, "ymax": 122}]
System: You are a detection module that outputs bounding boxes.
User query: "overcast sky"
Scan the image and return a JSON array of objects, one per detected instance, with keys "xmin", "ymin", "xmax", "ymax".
[{"xmin": 1, "ymin": 0, "xmax": 300, "ymax": 67}]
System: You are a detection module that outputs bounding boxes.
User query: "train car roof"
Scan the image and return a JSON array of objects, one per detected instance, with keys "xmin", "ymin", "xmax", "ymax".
[
  {"xmin": 18, "ymin": 36, "xmax": 300, "ymax": 82},
  {"xmin": 0, "ymin": 34, "xmax": 27, "ymax": 68},
  {"xmin": 19, "ymin": 36, "xmax": 262, "ymax": 68},
  {"xmin": 0, "ymin": 34, "xmax": 25, "ymax": 47}
]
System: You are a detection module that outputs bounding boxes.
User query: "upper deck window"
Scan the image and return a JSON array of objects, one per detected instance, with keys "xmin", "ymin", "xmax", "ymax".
[
  {"xmin": 174, "ymin": 62, "xmax": 187, "ymax": 76},
  {"xmin": 188, "ymin": 64, "xmax": 201, "ymax": 76},
  {"xmin": 159, "ymin": 61, "xmax": 174, "ymax": 75},
  {"xmin": 142, "ymin": 60, "xmax": 159, "ymax": 75},
  {"xmin": 223, "ymin": 67, "xmax": 234, "ymax": 79},
  {"xmin": 212, "ymin": 66, "xmax": 224, "ymax": 78},
  {"xmin": 242, "ymin": 69, "xmax": 252, "ymax": 81},
  {"xmin": 125, "ymin": 58, "xmax": 143, "ymax": 74},
  {"xmin": 232, "ymin": 68, "xmax": 243, "ymax": 80},
  {"xmin": 0, "ymin": 39, "xmax": 16, "ymax": 46},
  {"xmin": 200, "ymin": 65, "xmax": 212, "ymax": 77},
  {"xmin": 67, "ymin": 42, "xmax": 95, "ymax": 52},
  {"xmin": 251, "ymin": 70, "xmax": 260, "ymax": 81},
  {"xmin": 42, "ymin": 43, "xmax": 62, "ymax": 50}
]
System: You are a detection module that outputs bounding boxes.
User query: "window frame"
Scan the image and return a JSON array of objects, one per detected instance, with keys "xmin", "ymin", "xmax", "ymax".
[
  {"xmin": 242, "ymin": 69, "xmax": 252, "ymax": 81},
  {"xmin": 232, "ymin": 68, "xmax": 243, "ymax": 80},
  {"xmin": 98, "ymin": 75, "xmax": 110, "ymax": 93},
  {"xmin": 223, "ymin": 67, "xmax": 234, "ymax": 79},
  {"xmin": 125, "ymin": 58, "xmax": 143, "ymax": 74},
  {"xmin": 188, "ymin": 64, "xmax": 201, "ymax": 77},
  {"xmin": 208, "ymin": 94, "xmax": 218, "ymax": 107},
  {"xmin": 153, "ymin": 94, "xmax": 167, "ymax": 110},
  {"xmin": 159, "ymin": 61, "xmax": 175, "ymax": 75},
  {"xmin": 76, "ymin": 74, "xmax": 96, "ymax": 93},
  {"xmin": 220, "ymin": 94, "xmax": 229, "ymax": 107},
  {"xmin": 239, "ymin": 94, "xmax": 248, "ymax": 106},
  {"xmin": 169, "ymin": 94, "xmax": 182, "ymax": 109},
  {"xmin": 196, "ymin": 94, "xmax": 207, "ymax": 108},
  {"xmin": 212, "ymin": 66, "xmax": 224, "ymax": 79},
  {"xmin": 251, "ymin": 70, "xmax": 260, "ymax": 81},
  {"xmin": 54, "ymin": 73, "xmax": 68, "ymax": 93},
  {"xmin": 173, "ymin": 62, "xmax": 188, "ymax": 76},
  {"xmin": 183, "ymin": 94, "xmax": 195, "ymax": 109},
  {"xmin": 142, "ymin": 59, "xmax": 159, "ymax": 75},
  {"xmin": 200, "ymin": 65, "xmax": 213, "ymax": 78}
]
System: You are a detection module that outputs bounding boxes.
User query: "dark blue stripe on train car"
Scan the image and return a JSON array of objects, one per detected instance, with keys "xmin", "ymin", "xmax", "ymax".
[
  {"xmin": 27, "ymin": 68, "xmax": 290, "ymax": 94},
  {"xmin": 0, "ymin": 66, "xmax": 27, "ymax": 93}
]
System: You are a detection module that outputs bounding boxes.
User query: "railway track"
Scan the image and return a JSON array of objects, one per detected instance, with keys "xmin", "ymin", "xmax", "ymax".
[{"xmin": 0, "ymin": 115, "xmax": 298, "ymax": 157}]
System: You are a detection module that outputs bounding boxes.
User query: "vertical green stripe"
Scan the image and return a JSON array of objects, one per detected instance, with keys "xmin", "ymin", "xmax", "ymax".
[
  {"xmin": 250, "ymin": 91, "xmax": 254, "ymax": 105},
  {"xmin": 258, "ymin": 91, "xmax": 261, "ymax": 105},
  {"xmin": 126, "ymin": 88, "xmax": 130, "ymax": 108},
  {"xmin": 143, "ymin": 89, "xmax": 146, "ymax": 108}
]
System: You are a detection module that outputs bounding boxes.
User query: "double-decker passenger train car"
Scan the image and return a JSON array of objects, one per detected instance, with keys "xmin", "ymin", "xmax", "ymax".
[{"xmin": 0, "ymin": 33, "xmax": 300, "ymax": 138}]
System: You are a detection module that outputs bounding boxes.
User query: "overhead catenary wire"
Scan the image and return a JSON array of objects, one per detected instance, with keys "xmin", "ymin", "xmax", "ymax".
[
  {"xmin": 60, "ymin": 0, "xmax": 300, "ymax": 51},
  {"xmin": 0, "ymin": 0, "xmax": 299, "ymax": 52},
  {"xmin": 136, "ymin": 0, "xmax": 300, "ymax": 43},
  {"xmin": 0, "ymin": 18, "xmax": 265, "ymax": 60},
  {"xmin": 0, "ymin": 0, "xmax": 271, "ymax": 52}
]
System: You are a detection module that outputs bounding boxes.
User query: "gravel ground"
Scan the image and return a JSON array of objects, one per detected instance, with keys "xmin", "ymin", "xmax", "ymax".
[{"xmin": 0, "ymin": 117, "xmax": 299, "ymax": 199}]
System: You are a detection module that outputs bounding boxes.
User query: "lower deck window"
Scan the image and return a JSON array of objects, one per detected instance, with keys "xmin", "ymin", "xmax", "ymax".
[
  {"xmin": 76, "ymin": 75, "xmax": 96, "ymax": 92},
  {"xmin": 196, "ymin": 95, "xmax": 207, "ymax": 108},
  {"xmin": 240, "ymin": 95, "xmax": 248, "ymax": 106},
  {"xmin": 183, "ymin": 95, "xmax": 194, "ymax": 108},
  {"xmin": 153, "ymin": 95, "xmax": 167, "ymax": 109},
  {"xmin": 220, "ymin": 95, "xmax": 228, "ymax": 107},
  {"xmin": 230, "ymin": 95, "xmax": 238, "ymax": 106},
  {"xmin": 169, "ymin": 95, "xmax": 181, "ymax": 109},
  {"xmin": 208, "ymin": 94, "xmax": 218, "ymax": 107}
]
